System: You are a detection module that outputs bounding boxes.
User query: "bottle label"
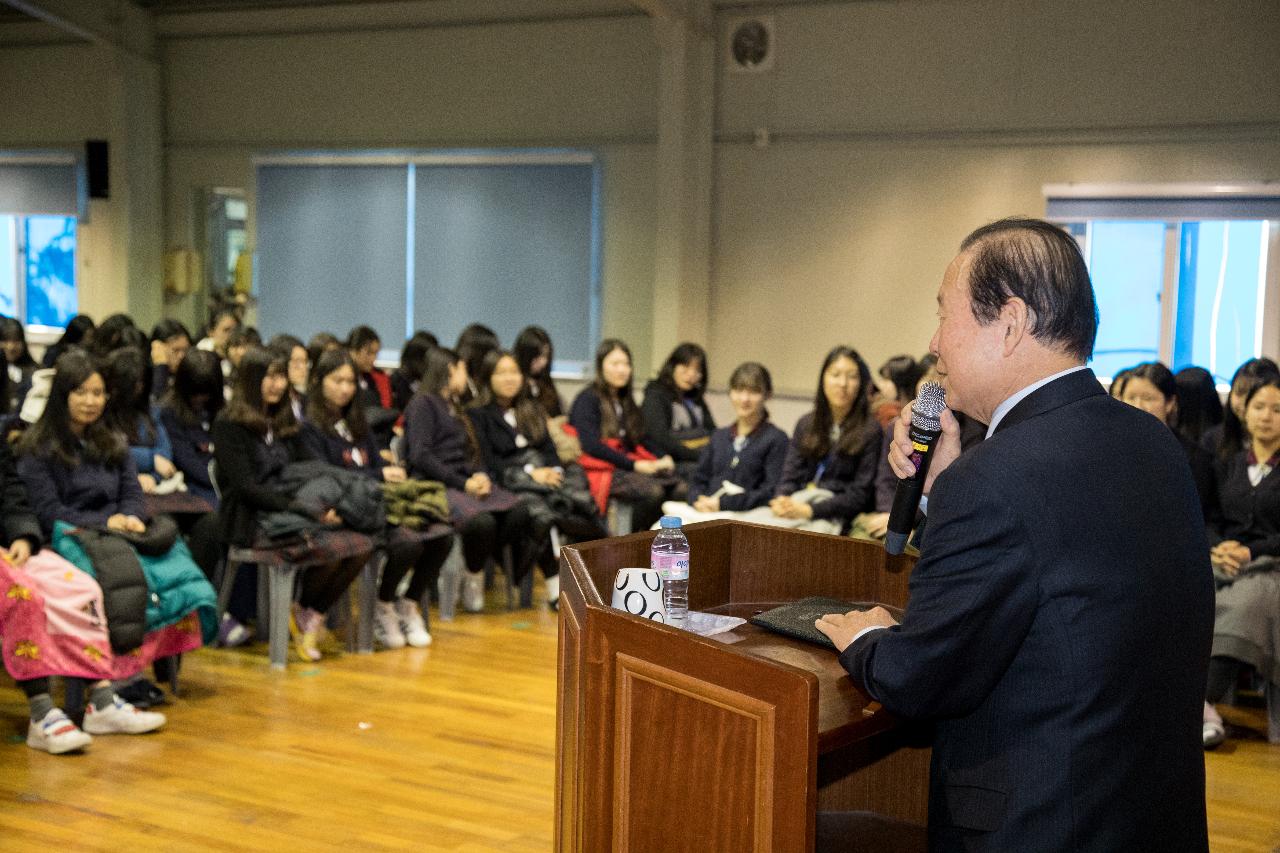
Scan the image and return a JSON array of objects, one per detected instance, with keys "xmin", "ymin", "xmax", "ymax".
[{"xmin": 652, "ymin": 552, "xmax": 689, "ymax": 582}]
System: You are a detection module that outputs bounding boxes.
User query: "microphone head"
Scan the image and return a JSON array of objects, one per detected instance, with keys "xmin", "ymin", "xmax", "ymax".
[{"xmin": 913, "ymin": 382, "xmax": 946, "ymax": 431}]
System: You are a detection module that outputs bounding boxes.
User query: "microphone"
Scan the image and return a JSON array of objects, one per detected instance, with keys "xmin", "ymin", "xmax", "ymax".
[{"xmin": 885, "ymin": 382, "xmax": 946, "ymax": 556}]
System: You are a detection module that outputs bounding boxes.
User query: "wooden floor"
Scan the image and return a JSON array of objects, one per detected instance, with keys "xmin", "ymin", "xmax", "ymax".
[{"xmin": 1, "ymin": 583, "xmax": 1278, "ymax": 852}]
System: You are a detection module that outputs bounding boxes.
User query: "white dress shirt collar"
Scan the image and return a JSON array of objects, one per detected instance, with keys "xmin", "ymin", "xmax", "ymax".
[{"xmin": 984, "ymin": 365, "xmax": 1089, "ymax": 439}]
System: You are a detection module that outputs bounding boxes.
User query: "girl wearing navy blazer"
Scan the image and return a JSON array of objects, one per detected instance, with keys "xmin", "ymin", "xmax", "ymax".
[
  {"xmin": 640, "ymin": 342, "xmax": 716, "ymax": 484},
  {"xmin": 101, "ymin": 348, "xmax": 178, "ymax": 496},
  {"xmin": 661, "ymin": 362, "xmax": 788, "ymax": 525},
  {"xmin": 301, "ymin": 349, "xmax": 449, "ymax": 648},
  {"xmin": 468, "ymin": 350, "xmax": 607, "ymax": 609},
  {"xmin": 569, "ymin": 339, "xmax": 678, "ymax": 532},
  {"xmin": 402, "ymin": 347, "xmax": 535, "ymax": 614},
  {"xmin": 768, "ymin": 346, "xmax": 881, "ymax": 535},
  {"xmin": 1203, "ymin": 374, "xmax": 1280, "ymax": 748}
]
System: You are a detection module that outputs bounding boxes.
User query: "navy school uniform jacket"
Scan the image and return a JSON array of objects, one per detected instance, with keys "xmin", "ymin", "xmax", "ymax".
[
  {"xmin": 776, "ymin": 412, "xmax": 882, "ymax": 524},
  {"xmin": 1209, "ymin": 447, "xmax": 1280, "ymax": 556},
  {"xmin": 300, "ymin": 419, "xmax": 385, "ymax": 482},
  {"xmin": 17, "ymin": 445, "xmax": 149, "ymax": 537},
  {"xmin": 401, "ymin": 393, "xmax": 479, "ymax": 490},
  {"xmin": 156, "ymin": 405, "xmax": 218, "ymax": 506},
  {"xmin": 688, "ymin": 421, "xmax": 789, "ymax": 512},
  {"xmin": 568, "ymin": 385, "xmax": 655, "ymax": 471},
  {"xmin": 840, "ymin": 369, "xmax": 1213, "ymax": 853},
  {"xmin": 467, "ymin": 402, "xmax": 560, "ymax": 478}
]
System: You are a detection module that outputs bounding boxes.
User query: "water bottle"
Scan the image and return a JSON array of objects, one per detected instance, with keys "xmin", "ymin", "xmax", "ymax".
[{"xmin": 651, "ymin": 516, "xmax": 690, "ymax": 623}]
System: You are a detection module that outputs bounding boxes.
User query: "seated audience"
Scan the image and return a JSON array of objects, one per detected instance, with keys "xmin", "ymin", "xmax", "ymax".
[
  {"xmin": 872, "ymin": 354, "xmax": 923, "ymax": 428},
  {"xmin": 157, "ymin": 350, "xmax": 223, "ymax": 508},
  {"xmin": 16, "ymin": 351, "xmax": 215, "ymax": 708},
  {"xmin": 1175, "ymin": 366, "xmax": 1224, "ymax": 449},
  {"xmin": 455, "ymin": 323, "xmax": 501, "ymax": 405},
  {"xmin": 764, "ymin": 346, "xmax": 881, "ymax": 535},
  {"xmin": 348, "ymin": 325, "xmax": 397, "ymax": 445},
  {"xmin": 268, "ymin": 334, "xmax": 309, "ymax": 423},
  {"xmin": 301, "ymin": 349, "xmax": 449, "ymax": 647},
  {"xmin": 225, "ymin": 326, "xmax": 261, "ymax": 374},
  {"xmin": 468, "ymin": 350, "xmax": 607, "ymax": 609},
  {"xmin": 307, "ymin": 331, "xmax": 342, "ymax": 370},
  {"xmin": 40, "ymin": 313, "xmax": 94, "ymax": 368},
  {"xmin": 389, "ymin": 331, "xmax": 438, "ymax": 412},
  {"xmin": 197, "ymin": 307, "xmax": 239, "ymax": 360},
  {"xmin": 212, "ymin": 346, "xmax": 373, "ymax": 662},
  {"xmin": 1, "ymin": 437, "xmax": 166, "ymax": 754},
  {"xmin": 102, "ymin": 348, "xmax": 178, "ymax": 496},
  {"xmin": 1202, "ymin": 373, "xmax": 1280, "ymax": 748},
  {"xmin": 641, "ymin": 342, "xmax": 715, "ymax": 483},
  {"xmin": 149, "ymin": 319, "xmax": 192, "ymax": 398},
  {"xmin": 0, "ymin": 316, "xmax": 38, "ymax": 411},
  {"xmin": 569, "ymin": 339, "xmax": 678, "ymax": 532},
  {"xmin": 1204, "ymin": 357, "xmax": 1280, "ymax": 461},
  {"xmin": 1119, "ymin": 361, "xmax": 1214, "ymax": 517},
  {"xmin": 514, "ymin": 325, "xmax": 563, "ymax": 419},
  {"xmin": 659, "ymin": 362, "xmax": 789, "ymax": 525},
  {"xmin": 402, "ymin": 347, "xmax": 535, "ymax": 613}
]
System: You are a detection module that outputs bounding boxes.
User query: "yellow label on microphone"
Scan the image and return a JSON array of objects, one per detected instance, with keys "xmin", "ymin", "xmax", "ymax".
[{"xmin": 912, "ymin": 441, "xmax": 930, "ymax": 453}]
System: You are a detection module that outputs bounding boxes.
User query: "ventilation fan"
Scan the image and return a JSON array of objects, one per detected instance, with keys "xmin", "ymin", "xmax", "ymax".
[{"xmin": 727, "ymin": 16, "xmax": 775, "ymax": 73}]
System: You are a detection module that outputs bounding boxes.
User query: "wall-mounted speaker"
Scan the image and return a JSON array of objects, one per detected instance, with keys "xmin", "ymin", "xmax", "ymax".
[{"xmin": 86, "ymin": 139, "xmax": 109, "ymax": 199}]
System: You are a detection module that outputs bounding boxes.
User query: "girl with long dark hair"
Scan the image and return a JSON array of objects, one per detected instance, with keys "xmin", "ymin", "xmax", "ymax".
[
  {"xmin": 0, "ymin": 316, "xmax": 38, "ymax": 411},
  {"xmin": 41, "ymin": 313, "xmax": 94, "ymax": 368},
  {"xmin": 16, "ymin": 350, "xmax": 214, "ymax": 710},
  {"xmin": 390, "ymin": 331, "xmax": 438, "ymax": 412},
  {"xmin": 212, "ymin": 346, "xmax": 373, "ymax": 661},
  {"xmin": 402, "ymin": 347, "xmax": 535, "ymax": 613},
  {"xmin": 569, "ymin": 339, "xmax": 678, "ymax": 532},
  {"xmin": 302, "ymin": 349, "xmax": 450, "ymax": 647},
  {"xmin": 1174, "ymin": 366, "xmax": 1224, "ymax": 448},
  {"xmin": 1202, "ymin": 373, "xmax": 1280, "ymax": 748},
  {"xmin": 101, "ymin": 347, "xmax": 177, "ymax": 495},
  {"xmin": 767, "ymin": 346, "xmax": 882, "ymax": 534},
  {"xmin": 1119, "ymin": 361, "xmax": 1214, "ymax": 517},
  {"xmin": 468, "ymin": 350, "xmax": 607, "ymax": 609},
  {"xmin": 157, "ymin": 349, "xmax": 225, "ymax": 506},
  {"xmin": 514, "ymin": 325, "xmax": 563, "ymax": 418},
  {"xmin": 1204, "ymin": 357, "xmax": 1280, "ymax": 462},
  {"xmin": 640, "ymin": 342, "xmax": 715, "ymax": 483}
]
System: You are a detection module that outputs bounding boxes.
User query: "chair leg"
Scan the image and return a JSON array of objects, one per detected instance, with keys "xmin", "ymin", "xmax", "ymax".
[
  {"xmin": 436, "ymin": 536, "xmax": 464, "ymax": 621},
  {"xmin": 356, "ymin": 553, "xmax": 381, "ymax": 654},
  {"xmin": 267, "ymin": 564, "xmax": 297, "ymax": 670},
  {"xmin": 1267, "ymin": 681, "xmax": 1280, "ymax": 745},
  {"xmin": 502, "ymin": 544, "xmax": 518, "ymax": 611},
  {"xmin": 216, "ymin": 558, "xmax": 239, "ymax": 617}
]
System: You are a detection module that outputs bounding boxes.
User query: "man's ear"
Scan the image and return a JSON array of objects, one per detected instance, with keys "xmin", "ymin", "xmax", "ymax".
[{"xmin": 1000, "ymin": 298, "xmax": 1031, "ymax": 356}]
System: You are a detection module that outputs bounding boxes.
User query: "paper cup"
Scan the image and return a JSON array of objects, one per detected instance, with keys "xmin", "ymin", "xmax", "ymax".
[{"xmin": 612, "ymin": 568, "xmax": 667, "ymax": 623}]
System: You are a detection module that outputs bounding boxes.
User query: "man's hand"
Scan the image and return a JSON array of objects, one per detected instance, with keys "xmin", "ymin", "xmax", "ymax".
[
  {"xmin": 814, "ymin": 606, "xmax": 898, "ymax": 653},
  {"xmin": 888, "ymin": 401, "xmax": 963, "ymax": 496}
]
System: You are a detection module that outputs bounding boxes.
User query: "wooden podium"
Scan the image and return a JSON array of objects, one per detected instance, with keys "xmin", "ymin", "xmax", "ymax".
[{"xmin": 555, "ymin": 520, "xmax": 929, "ymax": 852}]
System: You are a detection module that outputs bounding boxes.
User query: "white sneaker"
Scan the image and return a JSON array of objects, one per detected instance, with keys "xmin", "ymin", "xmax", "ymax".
[
  {"xmin": 395, "ymin": 597, "xmax": 432, "ymax": 647},
  {"xmin": 374, "ymin": 600, "xmax": 406, "ymax": 649},
  {"xmin": 462, "ymin": 571, "xmax": 485, "ymax": 613},
  {"xmin": 27, "ymin": 708, "xmax": 92, "ymax": 754},
  {"xmin": 83, "ymin": 696, "xmax": 166, "ymax": 735}
]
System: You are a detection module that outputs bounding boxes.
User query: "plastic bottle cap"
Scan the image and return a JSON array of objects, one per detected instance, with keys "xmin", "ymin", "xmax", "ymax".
[{"xmin": 658, "ymin": 516, "xmax": 683, "ymax": 528}]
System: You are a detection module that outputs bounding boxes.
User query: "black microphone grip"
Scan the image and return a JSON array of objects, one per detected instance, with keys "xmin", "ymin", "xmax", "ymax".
[{"xmin": 884, "ymin": 420, "xmax": 943, "ymax": 555}]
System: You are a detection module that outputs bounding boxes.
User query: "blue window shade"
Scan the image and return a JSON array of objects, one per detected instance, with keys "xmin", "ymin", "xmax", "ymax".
[
  {"xmin": 256, "ymin": 165, "xmax": 408, "ymax": 348},
  {"xmin": 1087, "ymin": 221, "xmax": 1165, "ymax": 380},
  {"xmin": 413, "ymin": 164, "xmax": 596, "ymax": 364},
  {"xmin": 0, "ymin": 160, "xmax": 81, "ymax": 216}
]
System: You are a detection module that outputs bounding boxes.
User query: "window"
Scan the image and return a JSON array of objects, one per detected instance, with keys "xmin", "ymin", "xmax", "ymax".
[
  {"xmin": 1047, "ymin": 185, "xmax": 1280, "ymax": 383},
  {"xmin": 254, "ymin": 152, "xmax": 601, "ymax": 372},
  {"xmin": 0, "ymin": 213, "xmax": 78, "ymax": 329}
]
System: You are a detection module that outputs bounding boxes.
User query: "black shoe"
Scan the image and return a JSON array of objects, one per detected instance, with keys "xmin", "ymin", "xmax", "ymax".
[{"xmin": 116, "ymin": 678, "xmax": 167, "ymax": 709}]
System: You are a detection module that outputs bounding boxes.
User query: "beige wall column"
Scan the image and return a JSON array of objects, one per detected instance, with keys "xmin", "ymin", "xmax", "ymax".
[{"xmin": 647, "ymin": 0, "xmax": 714, "ymax": 374}]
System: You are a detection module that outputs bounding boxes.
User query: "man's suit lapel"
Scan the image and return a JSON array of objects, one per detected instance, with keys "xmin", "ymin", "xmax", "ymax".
[{"xmin": 991, "ymin": 368, "xmax": 1105, "ymax": 437}]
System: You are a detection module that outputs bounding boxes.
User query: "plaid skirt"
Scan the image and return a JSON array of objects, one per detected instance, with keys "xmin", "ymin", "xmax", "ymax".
[
  {"xmin": 387, "ymin": 522, "xmax": 454, "ymax": 549},
  {"xmin": 249, "ymin": 528, "xmax": 374, "ymax": 569},
  {"xmin": 146, "ymin": 492, "xmax": 215, "ymax": 518},
  {"xmin": 446, "ymin": 485, "xmax": 521, "ymax": 525}
]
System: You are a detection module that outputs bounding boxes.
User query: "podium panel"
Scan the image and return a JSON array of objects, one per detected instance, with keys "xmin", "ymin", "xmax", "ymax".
[{"xmin": 556, "ymin": 521, "xmax": 928, "ymax": 853}]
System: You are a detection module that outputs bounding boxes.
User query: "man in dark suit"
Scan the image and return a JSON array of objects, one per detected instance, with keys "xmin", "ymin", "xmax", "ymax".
[{"xmin": 816, "ymin": 219, "xmax": 1214, "ymax": 852}]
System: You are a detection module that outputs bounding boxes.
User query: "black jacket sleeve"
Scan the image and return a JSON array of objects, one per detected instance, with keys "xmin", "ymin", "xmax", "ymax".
[
  {"xmin": 640, "ymin": 384, "xmax": 709, "ymax": 463},
  {"xmin": 211, "ymin": 419, "xmax": 296, "ymax": 513},
  {"xmin": 0, "ymin": 440, "xmax": 42, "ymax": 549},
  {"xmin": 811, "ymin": 423, "xmax": 883, "ymax": 523},
  {"xmin": 403, "ymin": 396, "xmax": 469, "ymax": 490},
  {"xmin": 569, "ymin": 388, "xmax": 634, "ymax": 470}
]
